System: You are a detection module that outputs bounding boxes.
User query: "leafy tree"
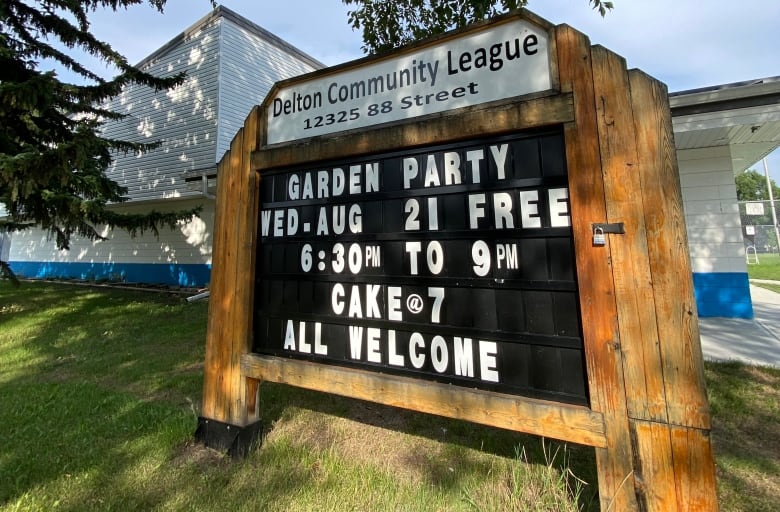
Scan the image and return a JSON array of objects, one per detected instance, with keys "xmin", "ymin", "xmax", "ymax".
[
  {"xmin": 737, "ymin": 170, "xmax": 780, "ymax": 252},
  {"xmin": 736, "ymin": 169, "xmax": 780, "ymax": 201},
  {"xmin": 0, "ymin": 0, "xmax": 205, "ymax": 282},
  {"xmin": 342, "ymin": 0, "xmax": 613, "ymax": 54}
]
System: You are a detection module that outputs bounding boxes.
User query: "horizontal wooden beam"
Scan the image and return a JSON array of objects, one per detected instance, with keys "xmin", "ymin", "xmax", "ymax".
[
  {"xmin": 252, "ymin": 92, "xmax": 574, "ymax": 171},
  {"xmin": 241, "ymin": 353, "xmax": 607, "ymax": 448}
]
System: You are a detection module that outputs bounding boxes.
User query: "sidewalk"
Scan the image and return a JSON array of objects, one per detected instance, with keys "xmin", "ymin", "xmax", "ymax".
[{"xmin": 698, "ymin": 283, "xmax": 780, "ymax": 367}]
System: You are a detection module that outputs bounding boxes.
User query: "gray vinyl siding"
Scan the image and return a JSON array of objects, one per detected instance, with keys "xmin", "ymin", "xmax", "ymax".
[
  {"xmin": 99, "ymin": 13, "xmax": 321, "ymax": 202},
  {"xmin": 8, "ymin": 198, "xmax": 215, "ymax": 265},
  {"xmin": 101, "ymin": 18, "xmax": 222, "ymax": 202},
  {"xmin": 6, "ymin": 7, "xmax": 326, "ymax": 285},
  {"xmin": 216, "ymin": 19, "xmax": 320, "ymax": 160}
]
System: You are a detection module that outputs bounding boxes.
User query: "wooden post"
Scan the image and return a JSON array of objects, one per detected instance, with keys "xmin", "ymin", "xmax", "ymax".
[
  {"xmin": 557, "ymin": 25, "xmax": 718, "ymax": 512},
  {"xmin": 628, "ymin": 69, "xmax": 717, "ymax": 511},
  {"xmin": 197, "ymin": 11, "xmax": 718, "ymax": 508},
  {"xmin": 555, "ymin": 25, "xmax": 638, "ymax": 511},
  {"xmin": 197, "ymin": 107, "xmax": 264, "ymax": 455}
]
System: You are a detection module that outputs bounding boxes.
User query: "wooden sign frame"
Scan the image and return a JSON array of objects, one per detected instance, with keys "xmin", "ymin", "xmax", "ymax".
[{"xmin": 197, "ymin": 11, "xmax": 717, "ymax": 511}]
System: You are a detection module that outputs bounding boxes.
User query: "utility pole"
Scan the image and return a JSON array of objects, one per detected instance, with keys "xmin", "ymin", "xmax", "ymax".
[{"xmin": 763, "ymin": 157, "xmax": 780, "ymax": 254}]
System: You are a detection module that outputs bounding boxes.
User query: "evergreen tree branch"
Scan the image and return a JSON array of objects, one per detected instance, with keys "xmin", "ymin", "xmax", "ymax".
[
  {"xmin": 0, "ymin": 0, "xmax": 208, "ymax": 277},
  {"xmin": 0, "ymin": 260, "xmax": 20, "ymax": 286}
]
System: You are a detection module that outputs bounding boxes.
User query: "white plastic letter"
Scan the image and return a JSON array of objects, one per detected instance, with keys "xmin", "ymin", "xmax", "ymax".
[
  {"xmin": 388, "ymin": 331, "xmax": 405, "ymax": 366},
  {"xmin": 283, "ymin": 320, "xmax": 296, "ymax": 350},
  {"xmin": 366, "ymin": 328, "xmax": 381, "ymax": 363},
  {"xmin": 409, "ymin": 333, "xmax": 425, "ymax": 369},
  {"xmin": 479, "ymin": 340, "xmax": 499, "ymax": 382},
  {"xmin": 490, "ymin": 144, "xmax": 509, "ymax": 180},
  {"xmin": 548, "ymin": 188, "xmax": 571, "ymax": 227},
  {"xmin": 468, "ymin": 194, "xmax": 486, "ymax": 229},
  {"xmin": 406, "ymin": 241, "xmax": 422, "ymax": 275},
  {"xmin": 493, "ymin": 193, "xmax": 514, "ymax": 229},
  {"xmin": 388, "ymin": 286, "xmax": 403, "ymax": 321},
  {"xmin": 288, "ymin": 174, "xmax": 300, "ymax": 200},
  {"xmin": 431, "ymin": 335, "xmax": 448, "ymax": 373},
  {"xmin": 331, "ymin": 283, "xmax": 345, "ymax": 315},
  {"xmin": 444, "ymin": 152, "xmax": 462, "ymax": 185},
  {"xmin": 454, "ymin": 337, "xmax": 474, "ymax": 377},
  {"xmin": 519, "ymin": 190, "xmax": 541, "ymax": 228},
  {"xmin": 403, "ymin": 157, "xmax": 418, "ymax": 189}
]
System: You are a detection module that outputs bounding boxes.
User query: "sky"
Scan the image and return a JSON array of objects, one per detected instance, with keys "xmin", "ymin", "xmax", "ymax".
[{"xmin": 72, "ymin": 0, "xmax": 780, "ymax": 180}]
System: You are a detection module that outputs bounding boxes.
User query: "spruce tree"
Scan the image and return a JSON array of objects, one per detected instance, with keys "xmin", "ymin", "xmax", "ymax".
[{"xmin": 0, "ymin": 0, "xmax": 202, "ymax": 282}]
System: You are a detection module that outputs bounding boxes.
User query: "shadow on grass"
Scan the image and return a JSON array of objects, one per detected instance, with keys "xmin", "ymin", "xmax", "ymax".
[
  {"xmin": 705, "ymin": 361, "xmax": 780, "ymax": 512},
  {"xmin": 0, "ymin": 379, "xmax": 191, "ymax": 508},
  {"xmin": 255, "ymin": 382, "xmax": 599, "ymax": 509},
  {"xmin": 1, "ymin": 282, "xmax": 598, "ymax": 510},
  {"xmin": 0, "ymin": 282, "xmax": 209, "ymax": 508}
]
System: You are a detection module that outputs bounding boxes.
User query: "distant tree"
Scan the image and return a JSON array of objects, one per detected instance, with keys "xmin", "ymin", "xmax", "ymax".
[
  {"xmin": 736, "ymin": 169, "xmax": 780, "ymax": 201},
  {"xmin": 342, "ymin": 0, "xmax": 613, "ymax": 54},
  {"xmin": 737, "ymin": 170, "xmax": 780, "ymax": 249},
  {"xmin": 0, "ymin": 0, "xmax": 208, "ymax": 283}
]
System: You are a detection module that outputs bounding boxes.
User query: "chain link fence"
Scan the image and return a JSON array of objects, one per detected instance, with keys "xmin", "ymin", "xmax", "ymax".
[{"xmin": 739, "ymin": 199, "xmax": 780, "ymax": 254}]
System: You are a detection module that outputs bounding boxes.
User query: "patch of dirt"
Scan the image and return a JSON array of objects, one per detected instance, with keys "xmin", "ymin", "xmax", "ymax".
[
  {"xmin": 263, "ymin": 400, "xmax": 473, "ymax": 486},
  {"xmin": 171, "ymin": 440, "xmax": 228, "ymax": 470},
  {"xmin": 171, "ymin": 361, "xmax": 204, "ymax": 374},
  {"xmin": 0, "ymin": 303, "xmax": 25, "ymax": 315}
]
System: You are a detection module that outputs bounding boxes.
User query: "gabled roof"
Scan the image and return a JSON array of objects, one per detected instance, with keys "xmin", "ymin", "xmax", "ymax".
[{"xmin": 136, "ymin": 5, "xmax": 325, "ymax": 71}]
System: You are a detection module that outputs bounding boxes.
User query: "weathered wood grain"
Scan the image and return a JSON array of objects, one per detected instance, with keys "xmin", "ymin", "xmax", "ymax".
[
  {"xmin": 628, "ymin": 69, "xmax": 710, "ymax": 430},
  {"xmin": 201, "ymin": 107, "xmax": 262, "ymax": 426},
  {"xmin": 242, "ymin": 353, "xmax": 607, "ymax": 447},
  {"xmin": 554, "ymin": 25, "xmax": 638, "ymax": 511},
  {"xmin": 670, "ymin": 425, "xmax": 718, "ymax": 511},
  {"xmin": 201, "ymin": 125, "xmax": 243, "ymax": 421},
  {"xmin": 201, "ymin": 13, "xmax": 717, "ymax": 511},
  {"xmin": 590, "ymin": 46, "xmax": 668, "ymax": 425},
  {"xmin": 631, "ymin": 420, "xmax": 677, "ymax": 511},
  {"xmin": 629, "ymin": 69, "xmax": 717, "ymax": 512}
]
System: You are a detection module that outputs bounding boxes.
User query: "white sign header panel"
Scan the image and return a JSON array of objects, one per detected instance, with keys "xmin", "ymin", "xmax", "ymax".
[{"xmin": 266, "ymin": 18, "xmax": 552, "ymax": 145}]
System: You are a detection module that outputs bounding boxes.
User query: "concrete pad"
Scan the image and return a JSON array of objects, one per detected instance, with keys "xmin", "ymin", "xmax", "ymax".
[{"xmin": 698, "ymin": 284, "xmax": 780, "ymax": 368}]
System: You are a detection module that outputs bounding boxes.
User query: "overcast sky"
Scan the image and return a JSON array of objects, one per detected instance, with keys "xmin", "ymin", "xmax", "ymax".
[{"xmin": 79, "ymin": 0, "xmax": 780, "ymax": 179}]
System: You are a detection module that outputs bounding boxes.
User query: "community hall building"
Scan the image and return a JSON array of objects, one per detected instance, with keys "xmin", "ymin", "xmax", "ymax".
[
  {"xmin": 6, "ymin": 7, "xmax": 323, "ymax": 286},
  {"xmin": 4, "ymin": 7, "xmax": 780, "ymax": 319}
]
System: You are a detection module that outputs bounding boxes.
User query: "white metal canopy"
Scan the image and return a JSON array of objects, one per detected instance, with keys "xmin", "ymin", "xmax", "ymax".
[{"xmin": 670, "ymin": 76, "xmax": 780, "ymax": 173}]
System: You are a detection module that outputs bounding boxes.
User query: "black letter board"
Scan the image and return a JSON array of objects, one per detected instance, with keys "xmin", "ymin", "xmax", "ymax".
[{"xmin": 253, "ymin": 128, "xmax": 587, "ymax": 405}]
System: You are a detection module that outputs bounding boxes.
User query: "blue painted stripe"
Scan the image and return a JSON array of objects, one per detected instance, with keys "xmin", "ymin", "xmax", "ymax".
[
  {"xmin": 9, "ymin": 263, "xmax": 754, "ymax": 319},
  {"xmin": 9, "ymin": 261, "xmax": 211, "ymax": 288},
  {"xmin": 692, "ymin": 272, "xmax": 753, "ymax": 319}
]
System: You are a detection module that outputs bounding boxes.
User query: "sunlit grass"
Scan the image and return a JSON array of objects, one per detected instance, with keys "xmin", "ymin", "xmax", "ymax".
[
  {"xmin": 748, "ymin": 253, "xmax": 780, "ymax": 281},
  {"xmin": 704, "ymin": 362, "xmax": 780, "ymax": 511},
  {"xmin": 0, "ymin": 281, "xmax": 597, "ymax": 511},
  {"xmin": 2, "ymin": 281, "xmax": 778, "ymax": 510}
]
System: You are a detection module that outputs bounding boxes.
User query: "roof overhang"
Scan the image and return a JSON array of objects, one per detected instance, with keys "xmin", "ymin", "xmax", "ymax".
[{"xmin": 670, "ymin": 77, "xmax": 780, "ymax": 173}]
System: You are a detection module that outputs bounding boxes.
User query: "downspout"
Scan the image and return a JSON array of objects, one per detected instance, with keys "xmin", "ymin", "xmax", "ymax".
[{"xmin": 201, "ymin": 174, "xmax": 216, "ymax": 200}]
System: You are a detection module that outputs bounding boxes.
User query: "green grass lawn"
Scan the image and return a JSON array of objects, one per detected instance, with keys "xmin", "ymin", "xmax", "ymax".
[
  {"xmin": 1, "ymin": 281, "xmax": 778, "ymax": 511},
  {"xmin": 747, "ymin": 253, "xmax": 780, "ymax": 281}
]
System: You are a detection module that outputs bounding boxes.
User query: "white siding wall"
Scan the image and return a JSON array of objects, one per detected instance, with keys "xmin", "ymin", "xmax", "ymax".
[
  {"xmin": 679, "ymin": 146, "xmax": 746, "ymax": 274},
  {"xmin": 9, "ymin": 199, "xmax": 214, "ymax": 267},
  {"xmin": 101, "ymin": 19, "xmax": 222, "ymax": 202},
  {"xmin": 216, "ymin": 19, "xmax": 320, "ymax": 160},
  {"xmin": 6, "ymin": 9, "xmax": 324, "ymax": 286}
]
